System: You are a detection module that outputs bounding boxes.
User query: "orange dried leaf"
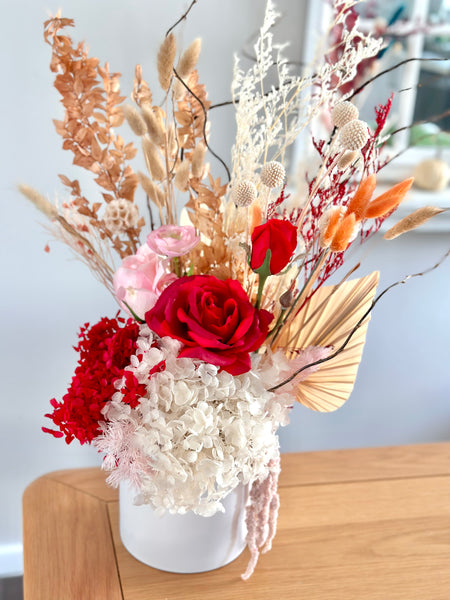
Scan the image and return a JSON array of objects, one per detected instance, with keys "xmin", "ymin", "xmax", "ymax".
[
  {"xmin": 347, "ymin": 173, "xmax": 376, "ymax": 220},
  {"xmin": 365, "ymin": 178, "xmax": 414, "ymax": 219}
]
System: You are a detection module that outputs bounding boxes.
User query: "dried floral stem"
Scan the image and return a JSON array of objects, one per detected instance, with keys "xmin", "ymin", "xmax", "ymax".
[
  {"xmin": 173, "ymin": 68, "xmax": 231, "ymax": 181},
  {"xmin": 349, "ymin": 57, "xmax": 450, "ymax": 100},
  {"xmin": 384, "ymin": 108, "xmax": 450, "ymax": 146},
  {"xmin": 270, "ymin": 249, "xmax": 329, "ymax": 349},
  {"xmin": 269, "ymin": 248, "xmax": 450, "ymax": 392},
  {"xmin": 165, "ymin": 0, "xmax": 198, "ymax": 37}
]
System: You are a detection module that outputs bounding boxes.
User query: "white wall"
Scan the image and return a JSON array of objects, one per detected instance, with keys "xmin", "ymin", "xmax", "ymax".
[
  {"xmin": 1, "ymin": 0, "xmax": 449, "ymax": 578},
  {"xmin": 0, "ymin": 0, "xmax": 307, "ymax": 576}
]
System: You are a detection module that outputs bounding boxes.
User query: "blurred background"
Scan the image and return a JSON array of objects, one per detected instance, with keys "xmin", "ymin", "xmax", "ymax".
[{"xmin": 1, "ymin": 0, "xmax": 449, "ymax": 578}]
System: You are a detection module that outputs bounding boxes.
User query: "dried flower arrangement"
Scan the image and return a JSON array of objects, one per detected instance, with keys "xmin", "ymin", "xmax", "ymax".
[{"xmin": 19, "ymin": 0, "xmax": 449, "ymax": 580}]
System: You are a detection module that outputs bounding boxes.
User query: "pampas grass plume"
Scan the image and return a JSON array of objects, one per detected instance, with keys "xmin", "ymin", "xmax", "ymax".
[{"xmin": 17, "ymin": 184, "xmax": 58, "ymax": 219}]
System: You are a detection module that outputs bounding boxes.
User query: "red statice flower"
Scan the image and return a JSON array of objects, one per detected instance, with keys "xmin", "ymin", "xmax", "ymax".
[{"xmin": 43, "ymin": 316, "xmax": 142, "ymax": 444}]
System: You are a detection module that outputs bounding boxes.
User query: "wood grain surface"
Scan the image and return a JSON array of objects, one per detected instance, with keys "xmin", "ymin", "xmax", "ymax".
[{"xmin": 23, "ymin": 443, "xmax": 450, "ymax": 599}]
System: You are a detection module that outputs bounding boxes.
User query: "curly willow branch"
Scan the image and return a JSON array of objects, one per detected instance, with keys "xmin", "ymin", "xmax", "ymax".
[
  {"xmin": 349, "ymin": 57, "xmax": 450, "ymax": 99},
  {"xmin": 268, "ymin": 248, "xmax": 450, "ymax": 393},
  {"xmin": 173, "ymin": 67, "xmax": 231, "ymax": 182},
  {"xmin": 165, "ymin": 0, "xmax": 198, "ymax": 37}
]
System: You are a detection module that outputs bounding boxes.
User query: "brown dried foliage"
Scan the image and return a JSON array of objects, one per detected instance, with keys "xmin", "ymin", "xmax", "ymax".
[
  {"xmin": 186, "ymin": 175, "xmax": 232, "ymax": 276},
  {"xmin": 44, "ymin": 17, "xmax": 142, "ymax": 259},
  {"xmin": 175, "ymin": 70, "xmax": 210, "ymax": 154}
]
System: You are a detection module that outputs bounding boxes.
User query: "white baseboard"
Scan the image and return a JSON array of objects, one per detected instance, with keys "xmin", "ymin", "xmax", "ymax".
[{"xmin": 0, "ymin": 544, "xmax": 23, "ymax": 577}]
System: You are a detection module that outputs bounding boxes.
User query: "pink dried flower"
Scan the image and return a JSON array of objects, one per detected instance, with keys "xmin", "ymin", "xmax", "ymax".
[{"xmin": 146, "ymin": 225, "xmax": 200, "ymax": 258}]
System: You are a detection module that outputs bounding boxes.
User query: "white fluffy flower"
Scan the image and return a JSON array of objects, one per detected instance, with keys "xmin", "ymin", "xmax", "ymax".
[{"xmin": 98, "ymin": 325, "xmax": 294, "ymax": 516}]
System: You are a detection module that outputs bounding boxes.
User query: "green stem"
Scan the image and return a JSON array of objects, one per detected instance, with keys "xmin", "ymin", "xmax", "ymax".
[{"xmin": 255, "ymin": 273, "xmax": 268, "ymax": 310}]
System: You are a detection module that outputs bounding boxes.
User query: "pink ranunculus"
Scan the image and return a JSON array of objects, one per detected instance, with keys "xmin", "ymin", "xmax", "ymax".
[
  {"xmin": 146, "ymin": 225, "xmax": 200, "ymax": 258},
  {"xmin": 113, "ymin": 244, "xmax": 177, "ymax": 319}
]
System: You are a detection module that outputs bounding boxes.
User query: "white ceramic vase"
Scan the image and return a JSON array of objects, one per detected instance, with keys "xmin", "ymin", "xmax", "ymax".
[{"xmin": 119, "ymin": 482, "xmax": 248, "ymax": 573}]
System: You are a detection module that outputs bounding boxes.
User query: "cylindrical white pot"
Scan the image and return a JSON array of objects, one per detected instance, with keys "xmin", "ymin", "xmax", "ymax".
[{"xmin": 119, "ymin": 482, "xmax": 248, "ymax": 573}]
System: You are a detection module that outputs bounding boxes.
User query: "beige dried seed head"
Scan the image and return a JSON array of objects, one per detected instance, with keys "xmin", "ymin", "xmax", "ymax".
[
  {"xmin": 138, "ymin": 172, "xmax": 164, "ymax": 208},
  {"xmin": 141, "ymin": 105, "xmax": 165, "ymax": 146},
  {"xmin": 260, "ymin": 161, "xmax": 286, "ymax": 188},
  {"xmin": 142, "ymin": 136, "xmax": 166, "ymax": 181},
  {"xmin": 331, "ymin": 101, "xmax": 359, "ymax": 128},
  {"xmin": 177, "ymin": 38, "xmax": 202, "ymax": 79},
  {"xmin": 167, "ymin": 124, "xmax": 178, "ymax": 156},
  {"xmin": 157, "ymin": 33, "xmax": 176, "ymax": 91},
  {"xmin": 337, "ymin": 150, "xmax": 360, "ymax": 170},
  {"xmin": 174, "ymin": 160, "xmax": 191, "ymax": 192},
  {"xmin": 121, "ymin": 104, "xmax": 147, "ymax": 136},
  {"xmin": 339, "ymin": 119, "xmax": 369, "ymax": 151},
  {"xmin": 233, "ymin": 180, "xmax": 257, "ymax": 207},
  {"xmin": 103, "ymin": 199, "xmax": 139, "ymax": 233},
  {"xmin": 384, "ymin": 206, "xmax": 447, "ymax": 240}
]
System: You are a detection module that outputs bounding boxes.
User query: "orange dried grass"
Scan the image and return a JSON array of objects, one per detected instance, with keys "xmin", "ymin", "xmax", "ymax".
[
  {"xmin": 321, "ymin": 207, "xmax": 342, "ymax": 247},
  {"xmin": 330, "ymin": 212, "xmax": 357, "ymax": 252},
  {"xmin": 365, "ymin": 177, "xmax": 414, "ymax": 219},
  {"xmin": 346, "ymin": 173, "xmax": 376, "ymax": 220}
]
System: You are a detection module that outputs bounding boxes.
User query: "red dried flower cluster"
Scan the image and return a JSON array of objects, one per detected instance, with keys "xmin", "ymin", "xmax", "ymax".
[{"xmin": 43, "ymin": 315, "xmax": 143, "ymax": 444}]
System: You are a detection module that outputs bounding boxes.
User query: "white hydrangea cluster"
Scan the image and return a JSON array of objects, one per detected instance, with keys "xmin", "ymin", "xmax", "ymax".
[{"xmin": 100, "ymin": 325, "xmax": 294, "ymax": 516}]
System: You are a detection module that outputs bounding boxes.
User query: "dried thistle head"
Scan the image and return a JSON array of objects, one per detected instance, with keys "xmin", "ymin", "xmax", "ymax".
[
  {"xmin": 232, "ymin": 180, "xmax": 257, "ymax": 207},
  {"xmin": 331, "ymin": 101, "xmax": 359, "ymax": 129},
  {"xmin": 339, "ymin": 119, "xmax": 369, "ymax": 151},
  {"xmin": 260, "ymin": 161, "xmax": 286, "ymax": 188}
]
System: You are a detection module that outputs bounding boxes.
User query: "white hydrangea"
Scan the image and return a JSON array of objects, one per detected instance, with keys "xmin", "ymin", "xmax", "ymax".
[{"xmin": 98, "ymin": 325, "xmax": 294, "ymax": 516}]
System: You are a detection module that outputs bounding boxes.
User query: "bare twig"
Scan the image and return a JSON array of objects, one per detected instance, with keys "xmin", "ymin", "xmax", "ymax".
[
  {"xmin": 165, "ymin": 0, "xmax": 198, "ymax": 37},
  {"xmin": 268, "ymin": 248, "xmax": 450, "ymax": 392},
  {"xmin": 173, "ymin": 67, "xmax": 231, "ymax": 181},
  {"xmin": 349, "ymin": 57, "xmax": 450, "ymax": 100}
]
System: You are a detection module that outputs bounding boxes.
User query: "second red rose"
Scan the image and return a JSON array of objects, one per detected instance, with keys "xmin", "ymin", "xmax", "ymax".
[{"xmin": 250, "ymin": 219, "xmax": 298, "ymax": 275}]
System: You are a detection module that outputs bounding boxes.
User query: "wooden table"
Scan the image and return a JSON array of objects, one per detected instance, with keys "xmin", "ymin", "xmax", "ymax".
[{"xmin": 23, "ymin": 443, "xmax": 450, "ymax": 599}]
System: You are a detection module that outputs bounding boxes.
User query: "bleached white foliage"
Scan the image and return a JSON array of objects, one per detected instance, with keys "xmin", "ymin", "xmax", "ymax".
[{"xmin": 230, "ymin": 0, "xmax": 383, "ymax": 188}]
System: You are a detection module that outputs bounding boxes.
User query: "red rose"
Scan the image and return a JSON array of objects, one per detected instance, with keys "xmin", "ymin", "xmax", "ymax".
[
  {"xmin": 250, "ymin": 219, "xmax": 298, "ymax": 275},
  {"xmin": 145, "ymin": 275, "xmax": 273, "ymax": 375}
]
